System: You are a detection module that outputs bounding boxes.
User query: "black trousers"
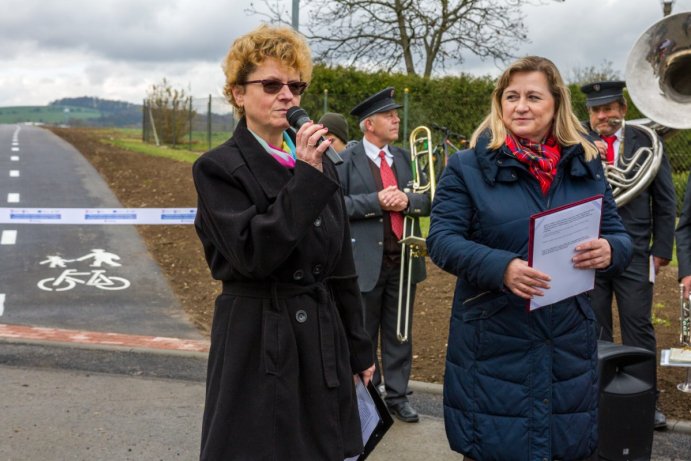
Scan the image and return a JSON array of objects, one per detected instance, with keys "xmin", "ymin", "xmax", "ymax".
[
  {"xmin": 590, "ymin": 258, "xmax": 656, "ymax": 352},
  {"xmin": 361, "ymin": 263, "xmax": 416, "ymax": 405},
  {"xmin": 591, "ymin": 257, "xmax": 658, "ymax": 393}
]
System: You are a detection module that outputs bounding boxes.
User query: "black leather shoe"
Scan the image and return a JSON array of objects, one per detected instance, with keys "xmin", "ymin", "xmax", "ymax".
[
  {"xmin": 387, "ymin": 401, "xmax": 419, "ymax": 423},
  {"xmin": 654, "ymin": 408, "xmax": 667, "ymax": 430}
]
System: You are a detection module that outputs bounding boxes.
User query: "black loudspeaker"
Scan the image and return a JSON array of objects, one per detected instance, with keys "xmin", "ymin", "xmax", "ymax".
[{"xmin": 597, "ymin": 340, "xmax": 656, "ymax": 461}]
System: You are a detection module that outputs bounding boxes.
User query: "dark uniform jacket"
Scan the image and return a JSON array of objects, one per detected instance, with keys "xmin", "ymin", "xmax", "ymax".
[
  {"xmin": 427, "ymin": 135, "xmax": 632, "ymax": 461},
  {"xmin": 587, "ymin": 123, "xmax": 676, "ymax": 270},
  {"xmin": 677, "ymin": 174, "xmax": 691, "ymax": 279},
  {"xmin": 336, "ymin": 141, "xmax": 430, "ymax": 292},
  {"xmin": 193, "ymin": 118, "xmax": 373, "ymax": 460}
]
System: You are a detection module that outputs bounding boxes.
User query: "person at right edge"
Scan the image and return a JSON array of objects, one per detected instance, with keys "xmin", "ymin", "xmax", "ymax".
[
  {"xmin": 581, "ymin": 80, "xmax": 676, "ymax": 430},
  {"xmin": 427, "ymin": 56, "xmax": 633, "ymax": 461},
  {"xmin": 676, "ymin": 173, "xmax": 691, "ymax": 306}
]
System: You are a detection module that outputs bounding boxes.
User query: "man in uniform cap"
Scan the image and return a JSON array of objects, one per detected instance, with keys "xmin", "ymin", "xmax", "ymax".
[
  {"xmin": 581, "ymin": 80, "xmax": 676, "ymax": 430},
  {"xmin": 318, "ymin": 112, "xmax": 350, "ymax": 153},
  {"xmin": 335, "ymin": 87, "xmax": 430, "ymax": 423}
]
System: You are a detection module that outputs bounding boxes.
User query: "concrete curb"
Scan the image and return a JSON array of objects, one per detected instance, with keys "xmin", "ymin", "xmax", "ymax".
[{"xmin": 2, "ymin": 325, "xmax": 690, "ymax": 437}]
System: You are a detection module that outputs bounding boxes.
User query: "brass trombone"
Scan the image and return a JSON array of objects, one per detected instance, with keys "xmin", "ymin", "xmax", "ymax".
[{"xmin": 396, "ymin": 126, "xmax": 436, "ymax": 343}]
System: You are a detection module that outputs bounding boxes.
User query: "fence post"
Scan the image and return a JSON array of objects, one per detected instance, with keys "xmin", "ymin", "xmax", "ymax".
[
  {"xmin": 172, "ymin": 101, "xmax": 177, "ymax": 149},
  {"xmin": 142, "ymin": 99, "xmax": 147, "ymax": 142},
  {"xmin": 189, "ymin": 97, "xmax": 193, "ymax": 150},
  {"xmin": 207, "ymin": 95, "xmax": 212, "ymax": 151},
  {"xmin": 403, "ymin": 87, "xmax": 409, "ymax": 147},
  {"xmin": 323, "ymin": 89, "xmax": 328, "ymax": 114}
]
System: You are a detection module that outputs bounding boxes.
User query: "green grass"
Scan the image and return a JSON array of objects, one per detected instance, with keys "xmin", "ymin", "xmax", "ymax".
[
  {"xmin": 0, "ymin": 105, "xmax": 101, "ymax": 124},
  {"xmin": 98, "ymin": 128, "xmax": 201, "ymax": 164}
]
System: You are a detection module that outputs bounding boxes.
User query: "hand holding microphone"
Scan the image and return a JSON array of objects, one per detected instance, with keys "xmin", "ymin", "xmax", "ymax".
[{"xmin": 287, "ymin": 107, "xmax": 344, "ymax": 165}]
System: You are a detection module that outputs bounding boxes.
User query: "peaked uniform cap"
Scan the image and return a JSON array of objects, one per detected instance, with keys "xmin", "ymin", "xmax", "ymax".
[
  {"xmin": 350, "ymin": 87, "xmax": 402, "ymax": 122},
  {"xmin": 580, "ymin": 80, "xmax": 626, "ymax": 108}
]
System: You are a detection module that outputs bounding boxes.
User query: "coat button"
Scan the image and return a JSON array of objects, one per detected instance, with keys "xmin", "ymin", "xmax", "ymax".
[
  {"xmin": 378, "ymin": 241, "xmax": 383, "ymax": 246},
  {"xmin": 543, "ymin": 398, "xmax": 549, "ymax": 405},
  {"xmin": 312, "ymin": 264, "xmax": 322, "ymax": 275},
  {"xmin": 314, "ymin": 217, "xmax": 322, "ymax": 227},
  {"xmin": 293, "ymin": 269, "xmax": 304, "ymax": 280},
  {"xmin": 296, "ymin": 310, "xmax": 307, "ymax": 323}
]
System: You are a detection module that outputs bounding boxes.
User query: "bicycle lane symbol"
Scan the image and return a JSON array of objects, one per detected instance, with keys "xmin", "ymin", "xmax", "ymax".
[{"xmin": 37, "ymin": 249, "xmax": 130, "ymax": 292}]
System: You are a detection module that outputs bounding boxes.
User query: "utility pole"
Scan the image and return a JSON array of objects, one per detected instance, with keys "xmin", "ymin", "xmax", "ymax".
[{"xmin": 292, "ymin": 0, "xmax": 299, "ymax": 30}]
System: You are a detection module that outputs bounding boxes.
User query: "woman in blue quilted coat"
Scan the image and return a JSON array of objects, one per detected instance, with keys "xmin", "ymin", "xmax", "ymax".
[{"xmin": 427, "ymin": 56, "xmax": 633, "ymax": 461}]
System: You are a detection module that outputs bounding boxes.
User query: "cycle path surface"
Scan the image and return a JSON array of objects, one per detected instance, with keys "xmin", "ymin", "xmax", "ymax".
[{"xmin": 0, "ymin": 124, "xmax": 202, "ymax": 341}]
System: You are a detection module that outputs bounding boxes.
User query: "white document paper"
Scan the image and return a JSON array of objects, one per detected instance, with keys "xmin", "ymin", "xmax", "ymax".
[
  {"xmin": 344, "ymin": 377, "xmax": 379, "ymax": 461},
  {"xmin": 529, "ymin": 196, "xmax": 603, "ymax": 311}
]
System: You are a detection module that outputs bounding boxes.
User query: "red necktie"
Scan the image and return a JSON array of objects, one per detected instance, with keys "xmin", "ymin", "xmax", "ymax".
[
  {"xmin": 602, "ymin": 135, "xmax": 617, "ymax": 164},
  {"xmin": 379, "ymin": 151, "xmax": 403, "ymax": 240}
]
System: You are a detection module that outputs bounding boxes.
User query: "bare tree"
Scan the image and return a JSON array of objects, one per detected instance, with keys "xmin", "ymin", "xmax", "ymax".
[
  {"xmin": 569, "ymin": 60, "xmax": 622, "ymax": 85},
  {"xmin": 249, "ymin": 0, "xmax": 548, "ymax": 78},
  {"xmin": 145, "ymin": 78, "xmax": 194, "ymax": 145}
]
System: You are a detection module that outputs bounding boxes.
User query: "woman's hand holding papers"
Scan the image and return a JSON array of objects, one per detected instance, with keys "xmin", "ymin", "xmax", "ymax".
[
  {"xmin": 504, "ymin": 259, "xmax": 551, "ymax": 300},
  {"xmin": 572, "ymin": 238, "xmax": 612, "ymax": 270}
]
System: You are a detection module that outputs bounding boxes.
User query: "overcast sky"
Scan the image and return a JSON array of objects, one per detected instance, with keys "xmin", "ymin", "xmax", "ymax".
[{"xmin": 0, "ymin": 0, "xmax": 688, "ymax": 107}]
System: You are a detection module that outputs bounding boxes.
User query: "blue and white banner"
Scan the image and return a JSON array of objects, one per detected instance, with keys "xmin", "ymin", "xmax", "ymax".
[{"xmin": 0, "ymin": 208, "xmax": 196, "ymax": 225}]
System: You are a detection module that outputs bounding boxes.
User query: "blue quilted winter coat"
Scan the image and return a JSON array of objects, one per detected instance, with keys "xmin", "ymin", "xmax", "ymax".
[{"xmin": 426, "ymin": 135, "xmax": 632, "ymax": 461}]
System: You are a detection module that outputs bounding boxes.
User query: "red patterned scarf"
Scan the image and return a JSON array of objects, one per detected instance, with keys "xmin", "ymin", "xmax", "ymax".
[{"xmin": 505, "ymin": 134, "xmax": 561, "ymax": 195}]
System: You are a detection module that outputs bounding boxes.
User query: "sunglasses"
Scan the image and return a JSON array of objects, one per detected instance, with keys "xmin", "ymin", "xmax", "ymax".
[{"xmin": 242, "ymin": 79, "xmax": 308, "ymax": 96}]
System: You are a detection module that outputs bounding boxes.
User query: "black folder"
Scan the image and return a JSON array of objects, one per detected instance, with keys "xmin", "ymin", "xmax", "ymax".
[{"xmin": 347, "ymin": 380, "xmax": 394, "ymax": 461}]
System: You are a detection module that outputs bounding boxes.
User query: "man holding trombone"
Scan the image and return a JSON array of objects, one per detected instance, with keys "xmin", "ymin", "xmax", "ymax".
[{"xmin": 336, "ymin": 87, "xmax": 430, "ymax": 423}]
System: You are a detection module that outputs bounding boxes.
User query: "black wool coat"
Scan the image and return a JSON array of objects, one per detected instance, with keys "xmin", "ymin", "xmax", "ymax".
[{"xmin": 193, "ymin": 118, "xmax": 374, "ymax": 460}]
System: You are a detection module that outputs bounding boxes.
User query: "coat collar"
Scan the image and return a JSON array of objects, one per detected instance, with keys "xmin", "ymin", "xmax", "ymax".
[
  {"xmin": 474, "ymin": 132, "xmax": 597, "ymax": 185},
  {"xmin": 231, "ymin": 117, "xmax": 294, "ymax": 200}
]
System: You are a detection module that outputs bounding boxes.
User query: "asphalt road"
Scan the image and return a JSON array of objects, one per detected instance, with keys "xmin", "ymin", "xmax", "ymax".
[{"xmin": 0, "ymin": 124, "xmax": 201, "ymax": 339}]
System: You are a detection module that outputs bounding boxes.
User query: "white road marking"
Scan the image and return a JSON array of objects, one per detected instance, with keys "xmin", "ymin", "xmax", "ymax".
[
  {"xmin": 0, "ymin": 294, "xmax": 4, "ymax": 316},
  {"xmin": 10, "ymin": 156, "xmax": 19, "ymax": 161},
  {"xmin": 11, "ymin": 147, "xmax": 19, "ymax": 152},
  {"xmin": 7, "ymin": 193, "xmax": 19, "ymax": 203},
  {"xmin": 1, "ymin": 230, "xmax": 17, "ymax": 245},
  {"xmin": 9, "ymin": 170, "xmax": 20, "ymax": 177}
]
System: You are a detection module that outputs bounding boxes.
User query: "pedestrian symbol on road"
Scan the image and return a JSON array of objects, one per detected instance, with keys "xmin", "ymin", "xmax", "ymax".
[{"xmin": 37, "ymin": 250, "xmax": 130, "ymax": 292}]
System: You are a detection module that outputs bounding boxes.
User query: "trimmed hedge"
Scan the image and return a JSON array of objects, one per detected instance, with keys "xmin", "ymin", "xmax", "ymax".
[{"xmin": 301, "ymin": 64, "xmax": 690, "ymax": 213}]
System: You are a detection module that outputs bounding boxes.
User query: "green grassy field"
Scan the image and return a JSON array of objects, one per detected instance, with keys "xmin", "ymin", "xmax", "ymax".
[{"xmin": 0, "ymin": 105, "xmax": 102, "ymax": 124}]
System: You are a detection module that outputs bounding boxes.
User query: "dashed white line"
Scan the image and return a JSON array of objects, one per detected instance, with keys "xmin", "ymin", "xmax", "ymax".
[
  {"xmin": 9, "ymin": 170, "xmax": 20, "ymax": 177},
  {"xmin": 0, "ymin": 294, "xmax": 4, "ymax": 316},
  {"xmin": 7, "ymin": 193, "xmax": 19, "ymax": 203},
  {"xmin": 11, "ymin": 147, "xmax": 19, "ymax": 152},
  {"xmin": 1, "ymin": 230, "xmax": 17, "ymax": 245},
  {"xmin": 10, "ymin": 156, "xmax": 19, "ymax": 161}
]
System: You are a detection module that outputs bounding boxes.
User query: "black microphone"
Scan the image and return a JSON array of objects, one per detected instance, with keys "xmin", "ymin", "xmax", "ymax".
[{"xmin": 286, "ymin": 106, "xmax": 343, "ymax": 165}]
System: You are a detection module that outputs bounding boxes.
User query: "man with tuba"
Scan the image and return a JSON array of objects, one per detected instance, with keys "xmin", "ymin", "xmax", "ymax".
[
  {"xmin": 581, "ymin": 80, "xmax": 676, "ymax": 429},
  {"xmin": 336, "ymin": 87, "xmax": 430, "ymax": 423}
]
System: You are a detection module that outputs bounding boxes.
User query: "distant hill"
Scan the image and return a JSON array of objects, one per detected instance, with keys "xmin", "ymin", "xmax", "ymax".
[
  {"xmin": 50, "ymin": 97, "xmax": 142, "ymax": 127},
  {"xmin": 0, "ymin": 97, "xmax": 142, "ymax": 127}
]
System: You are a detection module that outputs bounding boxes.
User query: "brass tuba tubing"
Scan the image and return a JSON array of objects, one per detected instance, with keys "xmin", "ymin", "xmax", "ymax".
[{"xmin": 615, "ymin": 12, "xmax": 691, "ymax": 207}]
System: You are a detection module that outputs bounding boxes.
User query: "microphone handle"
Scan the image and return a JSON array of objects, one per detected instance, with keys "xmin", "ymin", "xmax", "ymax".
[{"xmin": 323, "ymin": 144, "xmax": 344, "ymax": 165}]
